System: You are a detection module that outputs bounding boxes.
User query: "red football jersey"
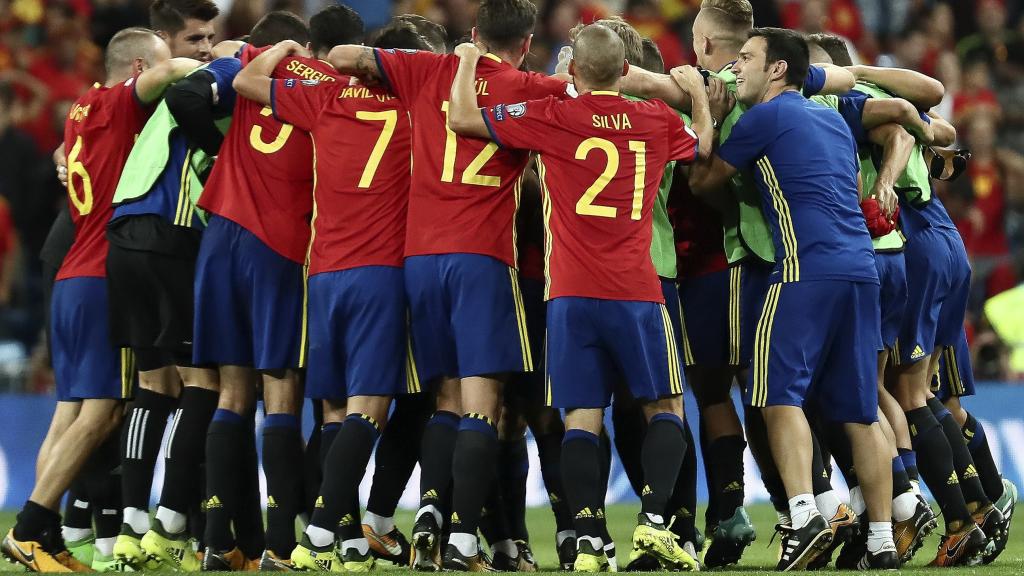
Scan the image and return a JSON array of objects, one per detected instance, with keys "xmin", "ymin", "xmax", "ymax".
[
  {"xmin": 374, "ymin": 49, "xmax": 570, "ymax": 267},
  {"xmin": 671, "ymin": 179, "xmax": 728, "ymax": 278},
  {"xmin": 271, "ymin": 78, "xmax": 411, "ymax": 275},
  {"xmin": 484, "ymin": 92, "xmax": 698, "ymax": 302},
  {"xmin": 58, "ymin": 78, "xmax": 153, "ymax": 280},
  {"xmin": 199, "ymin": 45, "xmax": 338, "ymax": 263}
]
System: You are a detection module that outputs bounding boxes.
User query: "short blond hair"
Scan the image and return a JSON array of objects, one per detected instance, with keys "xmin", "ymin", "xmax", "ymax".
[{"xmin": 571, "ymin": 16, "xmax": 643, "ymax": 65}]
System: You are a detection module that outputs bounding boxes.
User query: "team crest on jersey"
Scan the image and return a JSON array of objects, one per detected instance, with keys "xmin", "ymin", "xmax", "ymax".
[
  {"xmin": 284, "ymin": 79, "xmax": 296, "ymax": 88},
  {"xmin": 506, "ymin": 102, "xmax": 527, "ymax": 118},
  {"xmin": 301, "ymin": 79, "xmax": 320, "ymax": 86}
]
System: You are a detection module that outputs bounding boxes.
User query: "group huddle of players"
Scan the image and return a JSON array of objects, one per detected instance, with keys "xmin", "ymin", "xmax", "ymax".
[{"xmin": 0, "ymin": 0, "xmax": 1019, "ymax": 572}]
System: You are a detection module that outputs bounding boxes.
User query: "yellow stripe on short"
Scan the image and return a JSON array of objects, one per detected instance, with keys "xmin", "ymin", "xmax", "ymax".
[
  {"xmin": 729, "ymin": 267, "xmax": 741, "ymax": 365},
  {"xmin": 892, "ymin": 340, "xmax": 901, "ymax": 366},
  {"xmin": 507, "ymin": 267, "xmax": 533, "ymax": 371},
  {"xmin": 659, "ymin": 304, "xmax": 682, "ymax": 395},
  {"xmin": 675, "ymin": 291, "xmax": 695, "ymax": 367},
  {"xmin": 752, "ymin": 283, "xmax": 782, "ymax": 407},
  {"xmin": 406, "ymin": 329, "xmax": 421, "ymax": 394},
  {"xmin": 946, "ymin": 345, "xmax": 963, "ymax": 396},
  {"xmin": 121, "ymin": 348, "xmax": 134, "ymax": 399},
  {"xmin": 544, "ymin": 332, "xmax": 552, "ymax": 406}
]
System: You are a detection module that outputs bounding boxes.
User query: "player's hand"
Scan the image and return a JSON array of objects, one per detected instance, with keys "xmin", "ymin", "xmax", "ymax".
[
  {"xmin": 274, "ymin": 40, "xmax": 309, "ymax": 58},
  {"xmin": 669, "ymin": 65, "xmax": 705, "ymax": 96},
  {"xmin": 555, "ymin": 45, "xmax": 573, "ymax": 75},
  {"xmin": 707, "ymin": 76, "xmax": 734, "ymax": 126},
  {"xmin": 870, "ymin": 180, "xmax": 898, "ymax": 219},
  {"xmin": 52, "ymin": 144, "xmax": 67, "ymax": 187},
  {"xmin": 453, "ymin": 42, "xmax": 484, "ymax": 62}
]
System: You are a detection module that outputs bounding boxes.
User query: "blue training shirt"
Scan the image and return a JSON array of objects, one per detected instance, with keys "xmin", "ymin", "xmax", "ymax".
[
  {"xmin": 113, "ymin": 57, "xmax": 241, "ymax": 227},
  {"xmin": 718, "ymin": 90, "xmax": 878, "ymax": 285}
]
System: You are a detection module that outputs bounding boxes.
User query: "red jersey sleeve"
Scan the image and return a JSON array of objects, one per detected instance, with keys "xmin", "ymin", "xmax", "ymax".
[
  {"xmin": 270, "ymin": 79, "xmax": 336, "ymax": 131},
  {"xmin": 374, "ymin": 48, "xmax": 444, "ymax": 103},
  {"xmin": 118, "ymin": 75, "xmax": 154, "ymax": 124},
  {"xmin": 662, "ymin": 103, "xmax": 699, "ymax": 163},
  {"xmin": 482, "ymin": 97, "xmax": 558, "ymax": 151},
  {"xmin": 521, "ymin": 70, "xmax": 571, "ymax": 100}
]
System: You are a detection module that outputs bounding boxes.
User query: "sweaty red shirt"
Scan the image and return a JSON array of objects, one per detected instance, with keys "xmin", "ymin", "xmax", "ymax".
[
  {"xmin": 483, "ymin": 92, "xmax": 699, "ymax": 302},
  {"xmin": 58, "ymin": 78, "xmax": 153, "ymax": 280},
  {"xmin": 271, "ymin": 77, "xmax": 410, "ymax": 275},
  {"xmin": 374, "ymin": 49, "xmax": 570, "ymax": 267},
  {"xmin": 199, "ymin": 45, "xmax": 338, "ymax": 263}
]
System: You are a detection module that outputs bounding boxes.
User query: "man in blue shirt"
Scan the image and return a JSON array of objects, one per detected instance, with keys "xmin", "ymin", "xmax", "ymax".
[{"xmin": 686, "ymin": 27, "xmax": 896, "ymax": 571}]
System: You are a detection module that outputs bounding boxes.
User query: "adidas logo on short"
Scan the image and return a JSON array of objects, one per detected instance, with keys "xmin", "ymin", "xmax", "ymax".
[
  {"xmin": 422, "ymin": 489, "xmax": 439, "ymax": 501},
  {"xmin": 641, "ymin": 485, "xmax": 653, "ymax": 496},
  {"xmin": 340, "ymin": 514, "xmax": 355, "ymax": 526},
  {"xmin": 963, "ymin": 464, "xmax": 978, "ymax": 479},
  {"xmin": 315, "ymin": 496, "xmax": 324, "ymax": 508},
  {"xmin": 724, "ymin": 481, "xmax": 742, "ymax": 492},
  {"xmin": 451, "ymin": 512, "xmax": 461, "ymax": 524},
  {"xmin": 911, "ymin": 345, "xmax": 927, "ymax": 360},
  {"xmin": 206, "ymin": 495, "xmax": 222, "ymax": 509},
  {"xmin": 947, "ymin": 472, "xmax": 960, "ymax": 485}
]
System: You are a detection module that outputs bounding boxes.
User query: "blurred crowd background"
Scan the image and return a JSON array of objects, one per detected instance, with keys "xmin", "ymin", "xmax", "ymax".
[{"xmin": 0, "ymin": 0, "xmax": 1022, "ymax": 393}]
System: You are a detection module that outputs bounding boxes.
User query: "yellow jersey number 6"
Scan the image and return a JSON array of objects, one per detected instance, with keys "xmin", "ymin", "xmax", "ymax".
[
  {"xmin": 249, "ymin": 106, "xmax": 294, "ymax": 154},
  {"xmin": 440, "ymin": 101, "xmax": 500, "ymax": 187},
  {"xmin": 67, "ymin": 135, "xmax": 93, "ymax": 216},
  {"xmin": 574, "ymin": 137, "xmax": 646, "ymax": 220}
]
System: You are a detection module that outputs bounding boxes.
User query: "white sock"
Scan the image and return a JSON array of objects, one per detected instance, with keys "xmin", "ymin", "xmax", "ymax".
[
  {"xmin": 493, "ymin": 539, "xmax": 517, "ymax": 558},
  {"xmin": 866, "ymin": 521, "xmax": 896, "ymax": 554},
  {"xmin": 643, "ymin": 512, "xmax": 664, "ymax": 525},
  {"xmin": 155, "ymin": 506, "xmax": 188, "ymax": 534},
  {"xmin": 449, "ymin": 532, "xmax": 477, "ymax": 557},
  {"xmin": 123, "ymin": 507, "xmax": 150, "ymax": 535},
  {"xmin": 849, "ymin": 486, "xmax": 867, "ymax": 517},
  {"xmin": 556, "ymin": 530, "xmax": 576, "ymax": 547},
  {"xmin": 789, "ymin": 494, "xmax": 819, "ymax": 529},
  {"xmin": 62, "ymin": 526, "xmax": 93, "ymax": 543},
  {"xmin": 604, "ymin": 541, "xmax": 617, "ymax": 571},
  {"xmin": 94, "ymin": 537, "xmax": 116, "ymax": 557},
  {"xmin": 814, "ymin": 490, "xmax": 843, "ymax": 519},
  {"xmin": 362, "ymin": 511, "xmax": 395, "ymax": 535},
  {"xmin": 577, "ymin": 535, "xmax": 603, "ymax": 551},
  {"xmin": 341, "ymin": 538, "xmax": 370, "ymax": 555},
  {"xmin": 305, "ymin": 525, "xmax": 335, "ymax": 548},
  {"xmin": 892, "ymin": 491, "xmax": 919, "ymax": 522},
  {"xmin": 415, "ymin": 505, "xmax": 442, "ymax": 528}
]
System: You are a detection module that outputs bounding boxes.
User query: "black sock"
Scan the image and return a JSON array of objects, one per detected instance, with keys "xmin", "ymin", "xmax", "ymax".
[
  {"xmin": 598, "ymin": 431, "xmax": 613, "ymax": 547},
  {"xmin": 698, "ymin": 420, "xmax": 717, "ymax": 529},
  {"xmin": 708, "ymin": 434, "xmax": 747, "ymax": 523},
  {"xmin": 535, "ymin": 430, "xmax": 572, "ymax": 533},
  {"xmin": 499, "ymin": 436, "xmax": 530, "ymax": 542},
  {"xmin": 667, "ymin": 420, "xmax": 697, "ymax": 543},
  {"xmin": 63, "ymin": 477, "xmax": 92, "ymax": 531},
  {"xmin": 87, "ymin": 431, "xmax": 122, "ymax": 540},
  {"xmin": 906, "ymin": 406, "xmax": 972, "ymax": 528},
  {"xmin": 892, "ymin": 457, "xmax": 913, "ymax": 497},
  {"xmin": 121, "ymin": 388, "xmax": 177, "ymax": 511},
  {"xmin": 962, "ymin": 412, "xmax": 1004, "ymax": 502},
  {"xmin": 562, "ymin": 430, "xmax": 604, "ymax": 541},
  {"xmin": 235, "ymin": 416, "xmax": 265, "ymax": 559},
  {"xmin": 611, "ymin": 397, "xmax": 646, "ymax": 497},
  {"xmin": 304, "ymin": 401, "xmax": 323, "ymax": 518},
  {"xmin": 820, "ymin": 418, "xmax": 856, "ymax": 484},
  {"xmin": 810, "ymin": 430, "xmax": 833, "ymax": 496},
  {"xmin": 14, "ymin": 500, "xmax": 61, "ymax": 544},
  {"xmin": 160, "ymin": 387, "xmax": 218, "ymax": 517},
  {"xmin": 929, "ymin": 398, "xmax": 989, "ymax": 508},
  {"xmin": 367, "ymin": 394, "xmax": 427, "ymax": 518},
  {"xmin": 899, "ymin": 448, "xmax": 920, "ymax": 483},
  {"xmin": 204, "ymin": 409, "xmax": 246, "ymax": 551},
  {"xmin": 450, "ymin": 414, "xmax": 499, "ymax": 537},
  {"xmin": 418, "ymin": 411, "xmax": 459, "ymax": 511},
  {"xmin": 320, "ymin": 422, "xmax": 341, "ymax": 466},
  {"xmin": 478, "ymin": 483, "xmax": 510, "ymax": 548},
  {"xmin": 311, "ymin": 414, "xmax": 381, "ymax": 535},
  {"xmin": 263, "ymin": 413, "xmax": 305, "ymax": 557},
  {"xmin": 640, "ymin": 414, "xmax": 686, "ymax": 520}
]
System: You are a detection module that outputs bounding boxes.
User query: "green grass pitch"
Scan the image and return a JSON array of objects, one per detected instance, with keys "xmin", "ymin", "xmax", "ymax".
[{"xmin": 0, "ymin": 504, "xmax": 1021, "ymax": 574}]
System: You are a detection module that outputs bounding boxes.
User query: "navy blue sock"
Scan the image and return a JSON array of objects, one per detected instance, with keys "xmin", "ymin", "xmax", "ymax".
[
  {"xmin": 419, "ymin": 411, "xmax": 460, "ymax": 512},
  {"xmin": 562, "ymin": 429, "xmax": 604, "ymax": 541},
  {"xmin": 450, "ymin": 414, "xmax": 499, "ymax": 536},
  {"xmin": 640, "ymin": 414, "xmax": 686, "ymax": 520},
  {"xmin": 963, "ymin": 412, "xmax": 1004, "ymax": 502},
  {"xmin": 263, "ymin": 413, "xmax": 304, "ymax": 557},
  {"xmin": 312, "ymin": 414, "xmax": 382, "ymax": 542},
  {"xmin": 205, "ymin": 409, "xmax": 245, "ymax": 550}
]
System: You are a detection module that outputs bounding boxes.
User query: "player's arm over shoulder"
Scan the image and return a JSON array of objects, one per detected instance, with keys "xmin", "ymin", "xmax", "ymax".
[
  {"xmin": 329, "ymin": 45, "xmax": 440, "ymax": 92},
  {"xmin": 134, "ymin": 57, "xmax": 203, "ymax": 104}
]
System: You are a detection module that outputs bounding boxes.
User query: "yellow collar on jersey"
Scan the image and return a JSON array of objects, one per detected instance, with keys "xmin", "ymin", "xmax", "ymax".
[
  {"xmin": 483, "ymin": 53, "xmax": 502, "ymax": 63},
  {"xmin": 589, "ymin": 90, "xmax": 621, "ymax": 96}
]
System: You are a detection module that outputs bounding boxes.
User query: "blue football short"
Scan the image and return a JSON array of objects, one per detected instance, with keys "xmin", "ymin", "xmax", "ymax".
[
  {"xmin": 746, "ymin": 280, "xmax": 881, "ymax": 424},
  {"xmin": 875, "ymin": 252, "xmax": 908, "ymax": 349},
  {"xmin": 405, "ymin": 254, "xmax": 532, "ymax": 383},
  {"xmin": 662, "ymin": 279, "xmax": 693, "ymax": 367},
  {"xmin": 894, "ymin": 227, "xmax": 970, "ymax": 366},
  {"xmin": 934, "ymin": 327, "xmax": 975, "ymax": 401},
  {"xmin": 545, "ymin": 296, "xmax": 685, "ymax": 410},
  {"xmin": 507, "ymin": 277, "xmax": 547, "ymax": 406},
  {"xmin": 679, "ymin": 267, "xmax": 742, "ymax": 367},
  {"xmin": 740, "ymin": 261, "xmax": 772, "ymax": 369},
  {"xmin": 51, "ymin": 277, "xmax": 134, "ymax": 401},
  {"xmin": 305, "ymin": 266, "xmax": 414, "ymax": 401},
  {"xmin": 192, "ymin": 215, "xmax": 305, "ymax": 370}
]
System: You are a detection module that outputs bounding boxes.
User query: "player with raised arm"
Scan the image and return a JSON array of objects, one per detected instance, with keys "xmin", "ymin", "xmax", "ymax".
[
  {"xmin": 326, "ymin": 1, "xmax": 577, "ymax": 570},
  {"xmin": 447, "ymin": 24, "xmax": 711, "ymax": 571},
  {"xmin": 687, "ymin": 28, "xmax": 899, "ymax": 571},
  {"xmin": 1, "ymin": 27, "xmax": 200, "ymax": 573},
  {"xmin": 189, "ymin": 9, "xmax": 345, "ymax": 570},
  {"xmin": 231, "ymin": 21, "xmax": 432, "ymax": 572}
]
